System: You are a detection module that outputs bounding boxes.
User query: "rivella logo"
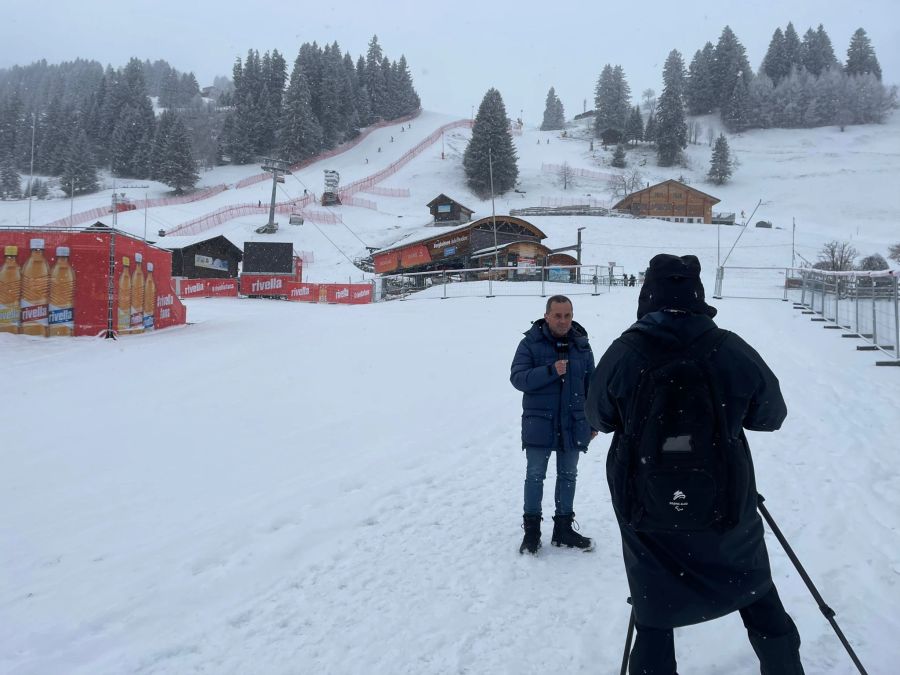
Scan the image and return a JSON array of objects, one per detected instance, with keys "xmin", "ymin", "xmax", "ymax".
[
  {"xmin": 670, "ymin": 490, "xmax": 688, "ymax": 512},
  {"xmin": 184, "ymin": 283, "xmax": 204, "ymax": 294},
  {"xmin": 251, "ymin": 278, "xmax": 283, "ymax": 293},
  {"xmin": 291, "ymin": 286, "xmax": 311, "ymax": 297},
  {"xmin": 335, "ymin": 288, "xmax": 349, "ymax": 299}
]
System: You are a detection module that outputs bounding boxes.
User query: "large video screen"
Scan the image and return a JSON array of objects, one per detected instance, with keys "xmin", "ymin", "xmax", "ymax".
[{"xmin": 243, "ymin": 242, "xmax": 293, "ymax": 274}]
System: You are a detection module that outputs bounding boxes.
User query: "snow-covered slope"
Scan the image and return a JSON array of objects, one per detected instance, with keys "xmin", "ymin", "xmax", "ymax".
[{"xmin": 2, "ymin": 110, "xmax": 900, "ymax": 674}]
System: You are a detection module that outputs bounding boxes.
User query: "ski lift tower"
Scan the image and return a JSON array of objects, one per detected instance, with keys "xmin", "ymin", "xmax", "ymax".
[
  {"xmin": 321, "ymin": 170, "xmax": 341, "ymax": 206},
  {"xmin": 258, "ymin": 157, "xmax": 292, "ymax": 234}
]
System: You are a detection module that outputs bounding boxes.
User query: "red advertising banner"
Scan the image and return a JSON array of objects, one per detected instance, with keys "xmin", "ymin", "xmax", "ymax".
[
  {"xmin": 400, "ymin": 244, "xmax": 431, "ymax": 268},
  {"xmin": 374, "ymin": 250, "xmax": 399, "ymax": 274},
  {"xmin": 324, "ymin": 283, "xmax": 374, "ymax": 305},
  {"xmin": 240, "ymin": 274, "xmax": 293, "ymax": 296},
  {"xmin": 286, "ymin": 282, "xmax": 319, "ymax": 302},
  {"xmin": 0, "ymin": 229, "xmax": 186, "ymax": 337},
  {"xmin": 177, "ymin": 278, "xmax": 239, "ymax": 298}
]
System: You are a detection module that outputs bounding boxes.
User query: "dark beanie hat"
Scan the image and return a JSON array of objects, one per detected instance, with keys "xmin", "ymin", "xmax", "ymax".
[{"xmin": 637, "ymin": 254, "xmax": 717, "ymax": 319}]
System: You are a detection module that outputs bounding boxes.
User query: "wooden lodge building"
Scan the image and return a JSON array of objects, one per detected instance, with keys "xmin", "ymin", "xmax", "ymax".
[
  {"xmin": 426, "ymin": 194, "xmax": 475, "ymax": 225},
  {"xmin": 151, "ymin": 234, "xmax": 243, "ymax": 278},
  {"xmin": 373, "ymin": 215, "xmax": 548, "ymax": 275},
  {"xmin": 613, "ymin": 180, "xmax": 720, "ymax": 224}
]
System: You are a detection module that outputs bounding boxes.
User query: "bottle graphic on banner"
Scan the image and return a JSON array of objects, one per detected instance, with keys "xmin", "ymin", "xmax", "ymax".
[
  {"xmin": 118, "ymin": 257, "xmax": 131, "ymax": 334},
  {"xmin": 0, "ymin": 245, "xmax": 22, "ymax": 334},
  {"xmin": 143, "ymin": 262, "xmax": 156, "ymax": 330},
  {"xmin": 48, "ymin": 246, "xmax": 76, "ymax": 337},
  {"xmin": 20, "ymin": 238, "xmax": 50, "ymax": 336},
  {"xmin": 131, "ymin": 252, "xmax": 145, "ymax": 333}
]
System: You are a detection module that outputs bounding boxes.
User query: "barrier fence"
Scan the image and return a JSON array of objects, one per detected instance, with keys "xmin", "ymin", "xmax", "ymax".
[
  {"xmin": 42, "ymin": 185, "xmax": 229, "ymax": 229},
  {"xmin": 376, "ymin": 265, "xmax": 620, "ymax": 302},
  {"xmin": 714, "ymin": 265, "xmax": 899, "ymax": 366},
  {"xmin": 234, "ymin": 110, "xmax": 422, "ymax": 190},
  {"xmin": 363, "ymin": 187, "xmax": 410, "ymax": 197},
  {"xmin": 169, "ymin": 118, "xmax": 474, "ymax": 237},
  {"xmin": 539, "ymin": 196, "xmax": 609, "ymax": 208}
]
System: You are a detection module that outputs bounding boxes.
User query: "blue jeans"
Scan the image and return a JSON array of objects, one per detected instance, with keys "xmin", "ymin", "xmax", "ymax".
[{"xmin": 523, "ymin": 447, "xmax": 580, "ymax": 516}]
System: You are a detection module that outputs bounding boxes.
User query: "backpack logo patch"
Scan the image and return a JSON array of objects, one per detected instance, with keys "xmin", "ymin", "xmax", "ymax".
[{"xmin": 670, "ymin": 490, "xmax": 688, "ymax": 511}]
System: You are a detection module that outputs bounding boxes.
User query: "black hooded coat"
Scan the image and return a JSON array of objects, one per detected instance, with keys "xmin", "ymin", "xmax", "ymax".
[{"xmin": 586, "ymin": 309, "xmax": 787, "ymax": 628}]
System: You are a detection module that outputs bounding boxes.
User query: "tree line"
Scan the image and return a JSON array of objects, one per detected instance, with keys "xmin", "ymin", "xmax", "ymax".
[{"xmin": 0, "ymin": 35, "xmax": 420, "ymax": 200}]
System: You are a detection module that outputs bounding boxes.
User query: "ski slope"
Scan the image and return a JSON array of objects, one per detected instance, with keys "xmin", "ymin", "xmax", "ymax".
[
  {"xmin": 2, "ymin": 110, "xmax": 900, "ymax": 674},
  {"xmin": 2, "ymin": 286, "xmax": 899, "ymax": 674}
]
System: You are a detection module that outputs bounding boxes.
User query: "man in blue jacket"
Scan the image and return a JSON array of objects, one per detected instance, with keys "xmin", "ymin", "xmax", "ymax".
[
  {"xmin": 510, "ymin": 295, "xmax": 596, "ymax": 555},
  {"xmin": 587, "ymin": 255, "xmax": 803, "ymax": 674}
]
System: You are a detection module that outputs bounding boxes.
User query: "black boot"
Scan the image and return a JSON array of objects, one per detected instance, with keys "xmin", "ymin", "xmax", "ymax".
[
  {"xmin": 748, "ymin": 628, "xmax": 805, "ymax": 675},
  {"xmin": 519, "ymin": 514, "xmax": 542, "ymax": 555},
  {"xmin": 551, "ymin": 514, "xmax": 594, "ymax": 551}
]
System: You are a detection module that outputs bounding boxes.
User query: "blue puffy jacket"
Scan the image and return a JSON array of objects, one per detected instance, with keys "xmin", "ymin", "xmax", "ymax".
[{"xmin": 510, "ymin": 319, "xmax": 596, "ymax": 452}]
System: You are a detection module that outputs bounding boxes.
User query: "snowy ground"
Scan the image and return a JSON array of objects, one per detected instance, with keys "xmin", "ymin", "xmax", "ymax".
[
  {"xmin": 2, "ymin": 110, "xmax": 900, "ymax": 674},
  {"xmin": 2, "ymin": 289, "xmax": 899, "ymax": 674}
]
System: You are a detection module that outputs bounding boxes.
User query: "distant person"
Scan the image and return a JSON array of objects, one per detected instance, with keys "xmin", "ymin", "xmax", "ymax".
[
  {"xmin": 629, "ymin": 274, "xmax": 636, "ymax": 287},
  {"xmin": 587, "ymin": 254, "xmax": 803, "ymax": 674},
  {"xmin": 510, "ymin": 295, "xmax": 597, "ymax": 555}
]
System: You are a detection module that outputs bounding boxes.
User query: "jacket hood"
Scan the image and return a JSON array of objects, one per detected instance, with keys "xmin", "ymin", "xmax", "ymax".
[{"xmin": 622, "ymin": 310, "xmax": 718, "ymax": 349}]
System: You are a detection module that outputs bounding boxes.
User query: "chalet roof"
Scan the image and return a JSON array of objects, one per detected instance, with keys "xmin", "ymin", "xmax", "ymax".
[
  {"xmin": 613, "ymin": 179, "xmax": 720, "ymax": 209},
  {"xmin": 425, "ymin": 193, "xmax": 475, "ymax": 212},
  {"xmin": 149, "ymin": 233, "xmax": 244, "ymax": 258},
  {"xmin": 374, "ymin": 216, "xmax": 547, "ymax": 256}
]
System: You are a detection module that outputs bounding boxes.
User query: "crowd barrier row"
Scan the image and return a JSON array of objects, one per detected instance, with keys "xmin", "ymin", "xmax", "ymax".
[{"xmin": 174, "ymin": 276, "xmax": 374, "ymax": 305}]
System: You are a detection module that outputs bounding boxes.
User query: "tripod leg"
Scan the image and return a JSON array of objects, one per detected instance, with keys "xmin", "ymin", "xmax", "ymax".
[{"xmin": 620, "ymin": 604, "xmax": 635, "ymax": 675}]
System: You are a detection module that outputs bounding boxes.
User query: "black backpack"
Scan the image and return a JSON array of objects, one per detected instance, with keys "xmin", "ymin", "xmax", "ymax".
[{"xmin": 614, "ymin": 327, "xmax": 747, "ymax": 533}]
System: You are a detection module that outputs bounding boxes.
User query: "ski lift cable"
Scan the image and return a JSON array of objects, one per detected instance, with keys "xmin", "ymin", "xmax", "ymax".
[
  {"xmin": 722, "ymin": 199, "xmax": 762, "ymax": 267},
  {"xmin": 282, "ymin": 172, "xmax": 369, "ymax": 248}
]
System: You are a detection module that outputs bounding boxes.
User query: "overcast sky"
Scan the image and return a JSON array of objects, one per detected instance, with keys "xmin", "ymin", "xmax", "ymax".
[{"xmin": 2, "ymin": 1, "xmax": 897, "ymax": 121}]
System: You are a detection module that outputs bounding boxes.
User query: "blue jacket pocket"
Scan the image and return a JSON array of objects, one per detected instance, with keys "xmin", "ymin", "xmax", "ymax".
[{"xmin": 522, "ymin": 409, "xmax": 555, "ymax": 447}]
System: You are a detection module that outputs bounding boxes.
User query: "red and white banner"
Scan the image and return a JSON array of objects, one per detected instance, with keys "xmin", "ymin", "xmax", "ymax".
[
  {"xmin": 324, "ymin": 284, "xmax": 374, "ymax": 305},
  {"xmin": 286, "ymin": 283, "xmax": 319, "ymax": 302},
  {"xmin": 240, "ymin": 274, "xmax": 292, "ymax": 296},
  {"xmin": 177, "ymin": 278, "xmax": 239, "ymax": 298}
]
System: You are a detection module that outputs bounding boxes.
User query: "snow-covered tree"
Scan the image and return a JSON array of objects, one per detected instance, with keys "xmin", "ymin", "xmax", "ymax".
[
  {"xmin": 463, "ymin": 88, "xmax": 518, "ymax": 196},
  {"xmin": 707, "ymin": 133, "xmax": 733, "ymax": 184},
  {"xmin": 655, "ymin": 50, "xmax": 687, "ymax": 166},
  {"xmin": 625, "ymin": 106, "xmax": 644, "ymax": 144},
  {"xmin": 857, "ymin": 253, "xmax": 888, "ymax": 271},
  {"xmin": 594, "ymin": 65, "xmax": 631, "ymax": 139},
  {"xmin": 816, "ymin": 240, "xmax": 857, "ymax": 271},
  {"xmin": 686, "ymin": 42, "xmax": 716, "ymax": 114},
  {"xmin": 800, "ymin": 25, "xmax": 840, "ymax": 77},
  {"xmin": 158, "ymin": 116, "xmax": 198, "ymax": 194},
  {"xmin": 541, "ymin": 87, "xmax": 565, "ymax": 131},
  {"xmin": 611, "ymin": 144, "xmax": 626, "ymax": 168},
  {"xmin": 278, "ymin": 61, "xmax": 323, "ymax": 163},
  {"xmin": 714, "ymin": 27, "xmax": 752, "ymax": 121},
  {"xmin": 845, "ymin": 28, "xmax": 881, "ymax": 81},
  {"xmin": 60, "ymin": 129, "xmax": 99, "ymax": 196},
  {"xmin": 0, "ymin": 159, "xmax": 22, "ymax": 199},
  {"xmin": 760, "ymin": 28, "xmax": 789, "ymax": 85}
]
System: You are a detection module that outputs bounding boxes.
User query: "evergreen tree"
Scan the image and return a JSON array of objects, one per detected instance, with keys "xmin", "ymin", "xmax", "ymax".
[
  {"xmin": 463, "ymin": 88, "xmax": 518, "ymax": 196},
  {"xmin": 149, "ymin": 109, "xmax": 176, "ymax": 180},
  {"xmin": 366, "ymin": 35, "xmax": 388, "ymax": 120},
  {"xmin": 714, "ymin": 27, "xmax": 752, "ymax": 118},
  {"xmin": 540, "ymin": 87, "xmax": 565, "ymax": 130},
  {"xmin": 801, "ymin": 25, "xmax": 840, "ymax": 76},
  {"xmin": 158, "ymin": 116, "xmax": 198, "ymax": 194},
  {"xmin": 643, "ymin": 110, "xmax": 657, "ymax": 144},
  {"xmin": 625, "ymin": 105, "xmax": 644, "ymax": 144},
  {"xmin": 278, "ymin": 62, "xmax": 323, "ymax": 163},
  {"xmin": 686, "ymin": 42, "xmax": 717, "ymax": 114},
  {"xmin": 355, "ymin": 55, "xmax": 372, "ymax": 125},
  {"xmin": 318, "ymin": 43, "xmax": 348, "ymax": 147},
  {"xmin": 655, "ymin": 50, "xmax": 687, "ymax": 166},
  {"xmin": 380, "ymin": 57, "xmax": 398, "ymax": 120},
  {"xmin": 783, "ymin": 22, "xmax": 803, "ymax": 72},
  {"xmin": 707, "ymin": 133, "xmax": 733, "ymax": 184},
  {"xmin": 760, "ymin": 28, "xmax": 789, "ymax": 85},
  {"xmin": 845, "ymin": 28, "xmax": 881, "ymax": 80},
  {"xmin": 0, "ymin": 159, "xmax": 22, "ymax": 199},
  {"xmin": 60, "ymin": 128, "xmax": 99, "ymax": 196},
  {"xmin": 594, "ymin": 64, "xmax": 631, "ymax": 139},
  {"xmin": 723, "ymin": 76, "xmax": 751, "ymax": 132},
  {"xmin": 393, "ymin": 55, "xmax": 420, "ymax": 116},
  {"xmin": 747, "ymin": 74, "xmax": 776, "ymax": 128},
  {"xmin": 611, "ymin": 144, "xmax": 626, "ymax": 168}
]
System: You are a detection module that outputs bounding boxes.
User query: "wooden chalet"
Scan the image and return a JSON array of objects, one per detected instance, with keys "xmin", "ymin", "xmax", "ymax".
[
  {"xmin": 426, "ymin": 194, "xmax": 475, "ymax": 224},
  {"xmin": 153, "ymin": 234, "xmax": 243, "ymax": 278},
  {"xmin": 373, "ymin": 216, "xmax": 547, "ymax": 275},
  {"xmin": 613, "ymin": 180, "xmax": 720, "ymax": 224}
]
